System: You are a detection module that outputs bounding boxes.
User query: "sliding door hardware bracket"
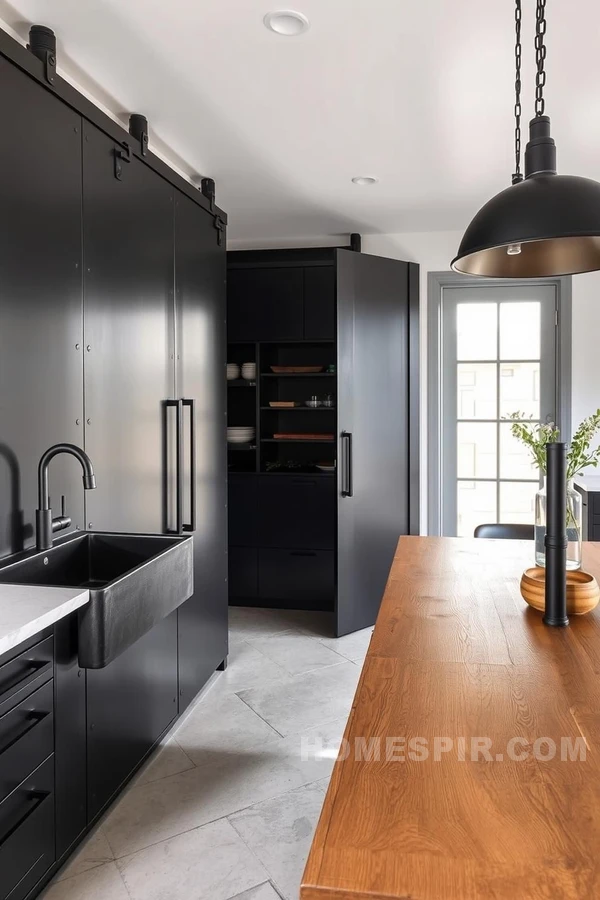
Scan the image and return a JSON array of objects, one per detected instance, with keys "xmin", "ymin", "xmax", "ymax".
[
  {"xmin": 213, "ymin": 215, "xmax": 226, "ymax": 246},
  {"xmin": 114, "ymin": 142, "xmax": 132, "ymax": 180}
]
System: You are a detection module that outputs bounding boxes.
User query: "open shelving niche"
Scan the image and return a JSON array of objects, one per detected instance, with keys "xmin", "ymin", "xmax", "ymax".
[{"xmin": 227, "ymin": 340, "xmax": 337, "ymax": 475}]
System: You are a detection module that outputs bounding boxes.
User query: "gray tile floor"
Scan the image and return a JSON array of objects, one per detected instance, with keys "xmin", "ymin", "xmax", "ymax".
[{"xmin": 42, "ymin": 608, "xmax": 372, "ymax": 900}]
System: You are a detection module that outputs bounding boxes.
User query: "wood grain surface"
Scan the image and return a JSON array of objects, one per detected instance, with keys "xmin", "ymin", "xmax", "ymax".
[{"xmin": 301, "ymin": 537, "xmax": 600, "ymax": 900}]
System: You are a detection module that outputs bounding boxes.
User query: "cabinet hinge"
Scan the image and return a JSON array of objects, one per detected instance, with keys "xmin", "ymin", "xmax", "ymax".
[
  {"xmin": 213, "ymin": 215, "xmax": 226, "ymax": 247},
  {"xmin": 113, "ymin": 142, "xmax": 132, "ymax": 181}
]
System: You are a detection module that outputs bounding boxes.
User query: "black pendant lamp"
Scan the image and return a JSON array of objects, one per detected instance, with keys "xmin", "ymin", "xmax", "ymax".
[{"xmin": 452, "ymin": 0, "xmax": 600, "ymax": 278}]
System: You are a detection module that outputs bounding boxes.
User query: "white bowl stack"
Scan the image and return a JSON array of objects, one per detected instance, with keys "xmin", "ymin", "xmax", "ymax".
[
  {"xmin": 227, "ymin": 363, "xmax": 241, "ymax": 381},
  {"xmin": 227, "ymin": 426, "xmax": 256, "ymax": 444},
  {"xmin": 241, "ymin": 362, "xmax": 257, "ymax": 381}
]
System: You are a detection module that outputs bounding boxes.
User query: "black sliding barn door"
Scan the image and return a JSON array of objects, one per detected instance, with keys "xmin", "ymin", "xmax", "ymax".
[
  {"xmin": 0, "ymin": 57, "xmax": 84, "ymax": 558},
  {"xmin": 82, "ymin": 120, "xmax": 175, "ymax": 533},
  {"xmin": 336, "ymin": 250, "xmax": 410, "ymax": 635},
  {"xmin": 174, "ymin": 193, "xmax": 228, "ymax": 709},
  {"xmin": 82, "ymin": 120, "xmax": 178, "ymax": 818}
]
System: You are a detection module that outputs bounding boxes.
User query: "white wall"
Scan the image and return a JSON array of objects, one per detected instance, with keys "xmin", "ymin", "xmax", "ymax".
[{"xmin": 571, "ymin": 272, "xmax": 600, "ymax": 430}]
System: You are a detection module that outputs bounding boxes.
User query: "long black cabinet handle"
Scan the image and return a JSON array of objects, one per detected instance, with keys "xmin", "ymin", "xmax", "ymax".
[
  {"xmin": 0, "ymin": 790, "xmax": 51, "ymax": 847},
  {"xmin": 182, "ymin": 399, "xmax": 196, "ymax": 533},
  {"xmin": 0, "ymin": 660, "xmax": 53, "ymax": 710},
  {"xmin": 166, "ymin": 399, "xmax": 184, "ymax": 534},
  {"xmin": 0, "ymin": 710, "xmax": 51, "ymax": 758},
  {"xmin": 341, "ymin": 431, "xmax": 353, "ymax": 497}
]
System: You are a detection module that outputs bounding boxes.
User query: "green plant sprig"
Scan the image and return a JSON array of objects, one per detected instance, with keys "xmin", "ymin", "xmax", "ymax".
[{"xmin": 506, "ymin": 410, "xmax": 600, "ymax": 479}]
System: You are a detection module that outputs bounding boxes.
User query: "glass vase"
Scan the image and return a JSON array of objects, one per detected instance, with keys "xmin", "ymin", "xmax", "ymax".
[{"xmin": 535, "ymin": 477, "xmax": 582, "ymax": 570}]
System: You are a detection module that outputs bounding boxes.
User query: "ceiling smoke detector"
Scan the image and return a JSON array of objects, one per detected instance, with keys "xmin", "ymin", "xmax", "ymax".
[
  {"xmin": 351, "ymin": 176, "xmax": 379, "ymax": 186},
  {"xmin": 263, "ymin": 10, "xmax": 310, "ymax": 36}
]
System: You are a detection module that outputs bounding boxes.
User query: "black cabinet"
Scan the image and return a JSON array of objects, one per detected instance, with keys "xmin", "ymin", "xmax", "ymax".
[
  {"xmin": 54, "ymin": 614, "xmax": 86, "ymax": 858},
  {"xmin": 86, "ymin": 612, "xmax": 178, "ymax": 820},
  {"xmin": 0, "ymin": 56, "xmax": 84, "ymax": 561},
  {"xmin": 227, "ymin": 248, "xmax": 418, "ymax": 632},
  {"xmin": 575, "ymin": 481, "xmax": 600, "ymax": 541},
  {"xmin": 0, "ymin": 633, "xmax": 55, "ymax": 900},
  {"xmin": 304, "ymin": 267, "xmax": 336, "ymax": 341},
  {"xmin": 229, "ymin": 546, "xmax": 258, "ymax": 600},
  {"xmin": 228, "ymin": 267, "xmax": 304, "ymax": 341},
  {"xmin": 259, "ymin": 549, "xmax": 334, "ymax": 608},
  {"xmin": 175, "ymin": 193, "xmax": 228, "ymax": 709},
  {"xmin": 258, "ymin": 476, "xmax": 335, "ymax": 550}
]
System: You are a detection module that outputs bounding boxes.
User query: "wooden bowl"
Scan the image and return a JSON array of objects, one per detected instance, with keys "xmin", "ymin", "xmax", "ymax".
[{"xmin": 520, "ymin": 567, "xmax": 600, "ymax": 615}]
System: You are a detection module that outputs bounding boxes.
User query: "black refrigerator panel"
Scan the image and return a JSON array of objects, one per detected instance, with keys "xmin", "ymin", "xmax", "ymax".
[
  {"xmin": 0, "ymin": 56, "xmax": 84, "ymax": 560},
  {"xmin": 82, "ymin": 119, "xmax": 175, "ymax": 534},
  {"xmin": 175, "ymin": 192, "xmax": 228, "ymax": 710},
  {"xmin": 336, "ymin": 250, "xmax": 410, "ymax": 636}
]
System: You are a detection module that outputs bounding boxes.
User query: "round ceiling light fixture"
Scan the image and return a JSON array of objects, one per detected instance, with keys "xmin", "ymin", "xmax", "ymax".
[
  {"xmin": 351, "ymin": 176, "xmax": 378, "ymax": 186},
  {"xmin": 263, "ymin": 10, "xmax": 310, "ymax": 36}
]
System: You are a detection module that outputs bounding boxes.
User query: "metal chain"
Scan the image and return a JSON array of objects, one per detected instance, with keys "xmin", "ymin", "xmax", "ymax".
[
  {"xmin": 534, "ymin": 0, "xmax": 547, "ymax": 116},
  {"xmin": 512, "ymin": 0, "xmax": 523, "ymax": 183}
]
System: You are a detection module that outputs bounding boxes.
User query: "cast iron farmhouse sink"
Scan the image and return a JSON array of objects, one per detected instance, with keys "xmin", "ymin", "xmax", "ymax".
[{"xmin": 0, "ymin": 532, "xmax": 193, "ymax": 668}]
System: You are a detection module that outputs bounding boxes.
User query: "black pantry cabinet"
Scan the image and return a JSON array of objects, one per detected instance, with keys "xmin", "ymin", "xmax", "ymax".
[
  {"xmin": 0, "ymin": 25, "xmax": 227, "ymax": 897},
  {"xmin": 227, "ymin": 248, "xmax": 419, "ymax": 635}
]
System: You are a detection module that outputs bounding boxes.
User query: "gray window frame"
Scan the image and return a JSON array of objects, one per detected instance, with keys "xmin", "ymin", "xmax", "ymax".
[{"xmin": 427, "ymin": 272, "xmax": 572, "ymax": 536}]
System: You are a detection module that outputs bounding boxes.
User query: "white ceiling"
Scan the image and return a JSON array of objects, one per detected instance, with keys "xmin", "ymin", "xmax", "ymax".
[{"xmin": 2, "ymin": 0, "xmax": 599, "ymax": 244}]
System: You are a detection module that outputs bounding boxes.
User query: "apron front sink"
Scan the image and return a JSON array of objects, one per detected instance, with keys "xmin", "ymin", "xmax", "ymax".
[{"xmin": 0, "ymin": 532, "xmax": 193, "ymax": 668}]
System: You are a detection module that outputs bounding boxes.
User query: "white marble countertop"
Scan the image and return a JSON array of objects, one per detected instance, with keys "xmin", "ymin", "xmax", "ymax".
[
  {"xmin": 574, "ymin": 474, "xmax": 600, "ymax": 493},
  {"xmin": 0, "ymin": 584, "xmax": 89, "ymax": 657}
]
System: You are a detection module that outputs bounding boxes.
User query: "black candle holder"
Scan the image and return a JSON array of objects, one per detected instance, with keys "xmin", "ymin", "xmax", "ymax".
[{"xmin": 543, "ymin": 442, "xmax": 569, "ymax": 627}]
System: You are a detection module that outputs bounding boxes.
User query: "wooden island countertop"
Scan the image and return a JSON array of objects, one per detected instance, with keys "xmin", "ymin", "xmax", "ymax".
[{"xmin": 301, "ymin": 536, "xmax": 600, "ymax": 900}]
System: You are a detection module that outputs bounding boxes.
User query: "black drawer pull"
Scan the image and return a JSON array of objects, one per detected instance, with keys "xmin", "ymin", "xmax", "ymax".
[
  {"xmin": 290, "ymin": 551, "xmax": 317, "ymax": 557},
  {"xmin": 0, "ymin": 790, "xmax": 50, "ymax": 847},
  {"xmin": 0, "ymin": 660, "xmax": 52, "ymax": 706},
  {"xmin": 0, "ymin": 711, "xmax": 51, "ymax": 758}
]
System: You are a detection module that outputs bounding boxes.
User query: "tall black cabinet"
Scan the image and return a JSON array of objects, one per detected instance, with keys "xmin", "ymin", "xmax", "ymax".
[
  {"xmin": 227, "ymin": 248, "xmax": 419, "ymax": 635},
  {"xmin": 0, "ymin": 24, "xmax": 228, "ymax": 871}
]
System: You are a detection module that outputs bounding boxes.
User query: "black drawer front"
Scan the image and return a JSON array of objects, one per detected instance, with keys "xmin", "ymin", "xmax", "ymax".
[
  {"xmin": 229, "ymin": 546, "xmax": 258, "ymax": 600},
  {"xmin": 0, "ymin": 680, "xmax": 54, "ymax": 806},
  {"xmin": 229, "ymin": 475, "xmax": 259, "ymax": 547},
  {"xmin": 0, "ymin": 636, "xmax": 53, "ymax": 719},
  {"xmin": 258, "ymin": 476, "xmax": 335, "ymax": 550},
  {"xmin": 259, "ymin": 549, "xmax": 334, "ymax": 609},
  {"xmin": 0, "ymin": 756, "xmax": 55, "ymax": 900}
]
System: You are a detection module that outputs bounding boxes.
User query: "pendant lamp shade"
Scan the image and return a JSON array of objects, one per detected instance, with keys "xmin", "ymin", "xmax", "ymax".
[
  {"xmin": 453, "ymin": 0, "xmax": 600, "ymax": 278},
  {"xmin": 451, "ymin": 174, "xmax": 600, "ymax": 278}
]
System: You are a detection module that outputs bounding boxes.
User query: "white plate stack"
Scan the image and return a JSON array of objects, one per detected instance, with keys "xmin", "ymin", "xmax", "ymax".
[
  {"xmin": 227, "ymin": 426, "xmax": 256, "ymax": 444},
  {"xmin": 227, "ymin": 363, "xmax": 241, "ymax": 381},
  {"xmin": 241, "ymin": 362, "xmax": 257, "ymax": 381}
]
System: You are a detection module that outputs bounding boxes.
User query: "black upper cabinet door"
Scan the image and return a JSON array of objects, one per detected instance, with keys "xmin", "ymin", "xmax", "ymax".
[
  {"xmin": 0, "ymin": 58, "xmax": 84, "ymax": 560},
  {"xmin": 175, "ymin": 193, "xmax": 228, "ymax": 708},
  {"xmin": 228, "ymin": 267, "xmax": 303, "ymax": 341},
  {"xmin": 83, "ymin": 120, "xmax": 175, "ymax": 534},
  {"xmin": 336, "ymin": 250, "xmax": 410, "ymax": 636},
  {"xmin": 304, "ymin": 267, "xmax": 336, "ymax": 341}
]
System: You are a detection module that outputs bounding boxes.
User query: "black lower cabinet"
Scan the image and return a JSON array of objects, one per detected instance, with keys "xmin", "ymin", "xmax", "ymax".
[
  {"xmin": 259, "ymin": 549, "xmax": 334, "ymax": 609},
  {"xmin": 0, "ymin": 757, "xmax": 55, "ymax": 900},
  {"xmin": 86, "ymin": 612, "xmax": 178, "ymax": 820},
  {"xmin": 229, "ymin": 546, "xmax": 258, "ymax": 600},
  {"xmin": 0, "ymin": 633, "xmax": 56, "ymax": 900},
  {"xmin": 54, "ymin": 614, "xmax": 87, "ymax": 859}
]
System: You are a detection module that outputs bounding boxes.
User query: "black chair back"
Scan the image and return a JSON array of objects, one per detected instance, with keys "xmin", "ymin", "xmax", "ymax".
[{"xmin": 474, "ymin": 523, "xmax": 534, "ymax": 540}]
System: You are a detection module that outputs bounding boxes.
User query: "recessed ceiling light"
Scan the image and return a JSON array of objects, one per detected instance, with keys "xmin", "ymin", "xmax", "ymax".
[
  {"xmin": 351, "ymin": 176, "xmax": 379, "ymax": 186},
  {"xmin": 263, "ymin": 10, "xmax": 310, "ymax": 36}
]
